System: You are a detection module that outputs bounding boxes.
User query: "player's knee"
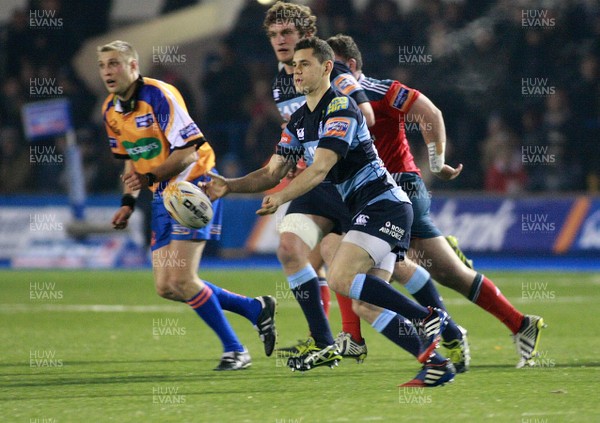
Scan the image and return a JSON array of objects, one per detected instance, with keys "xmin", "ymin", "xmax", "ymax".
[
  {"xmin": 155, "ymin": 281, "xmax": 174, "ymax": 300},
  {"xmin": 326, "ymin": 264, "xmax": 353, "ymax": 295},
  {"xmin": 156, "ymin": 274, "xmax": 191, "ymax": 301},
  {"xmin": 276, "ymin": 239, "xmax": 299, "ymax": 265}
]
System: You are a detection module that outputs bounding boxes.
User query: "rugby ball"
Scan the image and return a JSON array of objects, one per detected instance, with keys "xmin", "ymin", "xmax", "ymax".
[{"xmin": 163, "ymin": 181, "xmax": 213, "ymax": 229}]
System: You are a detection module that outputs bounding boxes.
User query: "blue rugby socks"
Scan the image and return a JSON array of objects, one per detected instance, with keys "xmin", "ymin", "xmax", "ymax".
[
  {"xmin": 405, "ymin": 266, "xmax": 463, "ymax": 341},
  {"xmin": 349, "ymin": 274, "xmax": 429, "ymax": 320},
  {"xmin": 288, "ymin": 265, "xmax": 334, "ymax": 347},
  {"xmin": 202, "ymin": 281, "xmax": 261, "ymax": 324},
  {"xmin": 187, "ymin": 285, "xmax": 244, "ymax": 353}
]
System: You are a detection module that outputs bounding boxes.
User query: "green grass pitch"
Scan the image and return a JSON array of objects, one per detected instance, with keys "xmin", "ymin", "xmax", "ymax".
[{"xmin": 1, "ymin": 269, "xmax": 599, "ymax": 422}]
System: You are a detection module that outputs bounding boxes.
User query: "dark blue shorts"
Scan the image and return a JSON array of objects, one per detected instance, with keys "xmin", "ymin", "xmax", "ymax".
[
  {"xmin": 151, "ymin": 172, "xmax": 222, "ymax": 251},
  {"xmin": 349, "ymin": 196, "xmax": 413, "ymax": 258},
  {"xmin": 393, "ymin": 173, "xmax": 442, "ymax": 239},
  {"xmin": 286, "ymin": 182, "xmax": 352, "ymax": 234}
]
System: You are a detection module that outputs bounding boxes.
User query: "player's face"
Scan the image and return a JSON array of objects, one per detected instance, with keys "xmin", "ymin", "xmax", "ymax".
[
  {"xmin": 292, "ymin": 48, "xmax": 327, "ymax": 95},
  {"xmin": 267, "ymin": 22, "xmax": 302, "ymax": 64},
  {"xmin": 97, "ymin": 51, "xmax": 137, "ymax": 97}
]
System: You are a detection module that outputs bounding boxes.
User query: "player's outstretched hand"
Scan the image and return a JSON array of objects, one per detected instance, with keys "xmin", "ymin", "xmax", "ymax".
[
  {"xmin": 204, "ymin": 171, "xmax": 230, "ymax": 201},
  {"xmin": 433, "ymin": 163, "xmax": 463, "ymax": 181},
  {"xmin": 257, "ymin": 195, "xmax": 280, "ymax": 216},
  {"xmin": 112, "ymin": 207, "xmax": 132, "ymax": 230}
]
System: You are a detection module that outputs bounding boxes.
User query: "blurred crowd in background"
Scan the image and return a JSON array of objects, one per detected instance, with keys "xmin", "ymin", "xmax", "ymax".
[{"xmin": 1, "ymin": 0, "xmax": 599, "ymax": 196}]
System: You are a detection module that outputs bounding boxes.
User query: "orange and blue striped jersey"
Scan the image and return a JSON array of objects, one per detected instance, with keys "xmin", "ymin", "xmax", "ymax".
[{"xmin": 102, "ymin": 76, "xmax": 215, "ymax": 192}]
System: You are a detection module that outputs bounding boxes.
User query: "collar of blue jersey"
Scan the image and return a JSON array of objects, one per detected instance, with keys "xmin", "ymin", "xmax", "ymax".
[
  {"xmin": 307, "ymin": 87, "xmax": 335, "ymax": 115},
  {"xmin": 113, "ymin": 75, "xmax": 144, "ymax": 114}
]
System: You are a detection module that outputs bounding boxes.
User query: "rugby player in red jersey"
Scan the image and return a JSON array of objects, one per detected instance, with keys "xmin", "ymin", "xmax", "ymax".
[{"xmin": 327, "ymin": 34, "xmax": 545, "ymax": 369}]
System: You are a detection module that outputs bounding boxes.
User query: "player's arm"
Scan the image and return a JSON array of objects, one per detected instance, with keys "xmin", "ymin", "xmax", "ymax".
[
  {"xmin": 113, "ymin": 160, "xmax": 139, "ymax": 230},
  {"xmin": 358, "ymin": 102, "xmax": 375, "ymax": 127},
  {"xmin": 406, "ymin": 93, "xmax": 462, "ymax": 181},
  {"xmin": 207, "ymin": 154, "xmax": 294, "ymax": 200},
  {"xmin": 122, "ymin": 144, "xmax": 198, "ymax": 191},
  {"xmin": 258, "ymin": 148, "xmax": 338, "ymax": 215}
]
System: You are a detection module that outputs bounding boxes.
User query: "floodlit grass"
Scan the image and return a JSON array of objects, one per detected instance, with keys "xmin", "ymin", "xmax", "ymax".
[{"xmin": 1, "ymin": 270, "xmax": 599, "ymax": 422}]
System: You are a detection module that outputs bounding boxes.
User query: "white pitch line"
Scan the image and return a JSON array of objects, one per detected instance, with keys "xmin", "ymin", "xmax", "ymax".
[
  {"xmin": 0, "ymin": 304, "xmax": 185, "ymax": 313},
  {"xmin": 0, "ymin": 294, "xmax": 593, "ymax": 314}
]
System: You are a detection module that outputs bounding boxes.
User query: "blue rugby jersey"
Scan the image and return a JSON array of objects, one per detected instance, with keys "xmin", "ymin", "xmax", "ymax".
[
  {"xmin": 276, "ymin": 88, "xmax": 408, "ymax": 212},
  {"xmin": 272, "ymin": 61, "xmax": 369, "ymax": 121}
]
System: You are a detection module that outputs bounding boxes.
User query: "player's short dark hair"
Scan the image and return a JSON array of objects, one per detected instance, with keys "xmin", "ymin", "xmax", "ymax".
[
  {"xmin": 327, "ymin": 34, "xmax": 363, "ymax": 71},
  {"xmin": 295, "ymin": 37, "xmax": 334, "ymax": 64},
  {"xmin": 263, "ymin": 1, "xmax": 317, "ymax": 38}
]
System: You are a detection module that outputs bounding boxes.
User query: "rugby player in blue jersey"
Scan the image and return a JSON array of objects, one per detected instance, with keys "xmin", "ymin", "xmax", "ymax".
[
  {"xmin": 327, "ymin": 34, "xmax": 545, "ymax": 369},
  {"xmin": 207, "ymin": 38, "xmax": 455, "ymax": 386},
  {"xmin": 261, "ymin": 0, "xmax": 375, "ymax": 362}
]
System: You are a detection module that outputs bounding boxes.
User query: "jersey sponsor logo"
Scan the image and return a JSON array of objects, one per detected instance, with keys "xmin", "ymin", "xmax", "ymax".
[
  {"xmin": 379, "ymin": 221, "xmax": 405, "ymax": 240},
  {"xmin": 109, "ymin": 137, "xmax": 117, "ymax": 149},
  {"xmin": 326, "ymin": 97, "xmax": 349, "ymax": 115},
  {"xmin": 280, "ymin": 132, "xmax": 292, "ymax": 145},
  {"xmin": 135, "ymin": 113, "xmax": 154, "ymax": 128},
  {"xmin": 122, "ymin": 137, "xmax": 162, "ymax": 161},
  {"xmin": 334, "ymin": 74, "xmax": 359, "ymax": 95},
  {"xmin": 323, "ymin": 117, "xmax": 351, "ymax": 138},
  {"xmin": 179, "ymin": 123, "xmax": 200, "ymax": 140},
  {"xmin": 355, "ymin": 214, "xmax": 369, "ymax": 226},
  {"xmin": 392, "ymin": 87, "xmax": 409, "ymax": 109}
]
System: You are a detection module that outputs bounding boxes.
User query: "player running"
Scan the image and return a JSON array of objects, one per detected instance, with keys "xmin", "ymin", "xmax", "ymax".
[
  {"xmin": 327, "ymin": 34, "xmax": 545, "ymax": 369},
  {"xmin": 98, "ymin": 40, "xmax": 277, "ymax": 370},
  {"xmin": 207, "ymin": 38, "xmax": 455, "ymax": 387},
  {"xmin": 262, "ymin": 1, "xmax": 375, "ymax": 359}
]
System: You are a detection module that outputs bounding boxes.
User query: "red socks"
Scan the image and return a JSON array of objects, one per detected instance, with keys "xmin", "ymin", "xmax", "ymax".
[
  {"xmin": 319, "ymin": 283, "xmax": 331, "ymax": 318},
  {"xmin": 335, "ymin": 292, "xmax": 363, "ymax": 342},
  {"xmin": 471, "ymin": 274, "xmax": 524, "ymax": 334}
]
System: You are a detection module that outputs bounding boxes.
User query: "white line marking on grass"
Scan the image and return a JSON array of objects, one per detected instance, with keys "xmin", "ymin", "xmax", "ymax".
[
  {"xmin": 0, "ymin": 304, "xmax": 185, "ymax": 313},
  {"xmin": 0, "ymin": 294, "xmax": 594, "ymax": 314},
  {"xmin": 0, "ymin": 301, "xmax": 308, "ymax": 313}
]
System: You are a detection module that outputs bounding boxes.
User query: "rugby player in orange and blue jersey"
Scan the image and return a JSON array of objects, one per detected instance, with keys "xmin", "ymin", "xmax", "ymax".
[{"xmin": 98, "ymin": 40, "xmax": 277, "ymax": 370}]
